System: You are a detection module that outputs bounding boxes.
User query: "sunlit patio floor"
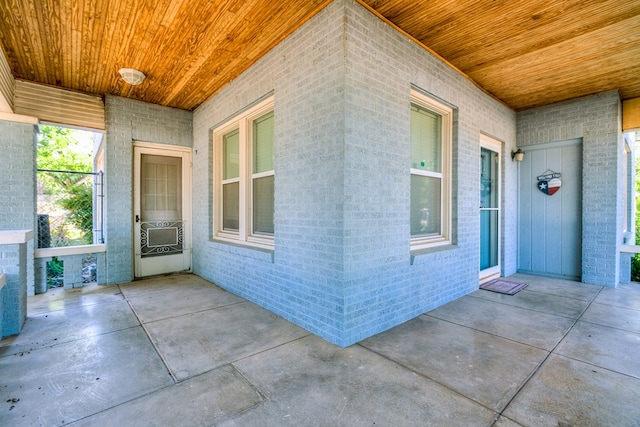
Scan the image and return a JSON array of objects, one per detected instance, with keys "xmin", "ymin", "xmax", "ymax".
[{"xmin": 1, "ymin": 273, "xmax": 639, "ymax": 426}]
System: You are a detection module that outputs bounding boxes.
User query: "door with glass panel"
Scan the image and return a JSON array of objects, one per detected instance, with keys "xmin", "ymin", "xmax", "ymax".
[
  {"xmin": 134, "ymin": 143, "xmax": 192, "ymax": 277},
  {"xmin": 479, "ymin": 136, "xmax": 501, "ymax": 282}
]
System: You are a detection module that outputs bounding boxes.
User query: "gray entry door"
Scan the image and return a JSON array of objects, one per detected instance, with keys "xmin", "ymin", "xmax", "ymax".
[{"xmin": 518, "ymin": 139, "xmax": 582, "ymax": 279}]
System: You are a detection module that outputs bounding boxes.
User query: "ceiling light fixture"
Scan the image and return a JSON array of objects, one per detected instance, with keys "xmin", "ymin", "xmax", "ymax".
[{"xmin": 118, "ymin": 68, "xmax": 146, "ymax": 85}]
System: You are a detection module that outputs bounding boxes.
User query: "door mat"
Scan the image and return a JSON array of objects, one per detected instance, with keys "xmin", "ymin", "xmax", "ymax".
[{"xmin": 480, "ymin": 279, "xmax": 528, "ymax": 295}]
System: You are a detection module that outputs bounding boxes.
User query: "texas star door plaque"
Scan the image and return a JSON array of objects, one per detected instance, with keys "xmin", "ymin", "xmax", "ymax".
[{"xmin": 537, "ymin": 171, "xmax": 562, "ymax": 196}]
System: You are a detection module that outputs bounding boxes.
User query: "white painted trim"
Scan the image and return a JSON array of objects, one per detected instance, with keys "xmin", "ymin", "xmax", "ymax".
[
  {"xmin": 35, "ymin": 244, "xmax": 106, "ymax": 258},
  {"xmin": 521, "ymin": 138, "xmax": 583, "ymax": 151},
  {"xmin": 0, "ymin": 229, "xmax": 34, "ymax": 244},
  {"xmin": 0, "ymin": 111, "xmax": 38, "ymax": 125},
  {"xmin": 132, "ymin": 141, "xmax": 192, "ymax": 153},
  {"xmin": 14, "ymin": 80, "xmax": 105, "ymax": 130},
  {"xmin": 409, "ymin": 90, "xmax": 453, "ymax": 250},
  {"xmin": 0, "ymin": 48, "xmax": 14, "ymax": 113},
  {"xmin": 0, "ymin": 92, "xmax": 12, "ymax": 113},
  {"xmin": 133, "ymin": 142, "xmax": 193, "ymax": 277},
  {"xmin": 621, "ymin": 244, "xmax": 640, "ymax": 254},
  {"xmin": 212, "ymin": 96, "xmax": 275, "ymax": 249}
]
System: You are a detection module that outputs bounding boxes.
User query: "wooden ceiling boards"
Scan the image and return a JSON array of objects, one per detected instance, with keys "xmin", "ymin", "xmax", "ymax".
[{"xmin": 0, "ymin": 0, "xmax": 637, "ymax": 111}]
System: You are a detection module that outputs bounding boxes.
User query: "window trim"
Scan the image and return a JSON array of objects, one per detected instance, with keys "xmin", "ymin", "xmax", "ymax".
[
  {"xmin": 410, "ymin": 91, "xmax": 453, "ymax": 249},
  {"xmin": 213, "ymin": 97, "xmax": 275, "ymax": 249}
]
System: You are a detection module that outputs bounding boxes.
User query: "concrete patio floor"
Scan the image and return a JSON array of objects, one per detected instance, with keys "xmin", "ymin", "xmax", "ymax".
[{"xmin": 1, "ymin": 273, "xmax": 639, "ymax": 426}]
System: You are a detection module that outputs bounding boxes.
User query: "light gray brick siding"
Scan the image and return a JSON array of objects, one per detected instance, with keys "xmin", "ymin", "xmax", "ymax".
[
  {"xmin": 516, "ymin": 91, "xmax": 622, "ymax": 287},
  {"xmin": 104, "ymin": 96, "xmax": 192, "ymax": 284},
  {"xmin": 0, "ymin": 122, "xmax": 36, "ymax": 232},
  {"xmin": 34, "ymin": 253, "xmax": 106, "ymax": 293},
  {"xmin": 0, "ymin": 243, "xmax": 28, "ymax": 337},
  {"xmin": 192, "ymin": 0, "xmax": 516, "ymax": 346},
  {"xmin": 0, "ymin": 121, "xmax": 36, "ymax": 336}
]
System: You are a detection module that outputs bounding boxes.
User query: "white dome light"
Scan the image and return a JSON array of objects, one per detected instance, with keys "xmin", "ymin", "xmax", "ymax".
[{"xmin": 118, "ymin": 68, "xmax": 146, "ymax": 85}]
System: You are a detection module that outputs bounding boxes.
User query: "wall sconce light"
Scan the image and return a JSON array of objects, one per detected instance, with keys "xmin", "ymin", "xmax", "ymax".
[
  {"xmin": 118, "ymin": 68, "xmax": 146, "ymax": 85},
  {"xmin": 511, "ymin": 148, "xmax": 525, "ymax": 162}
]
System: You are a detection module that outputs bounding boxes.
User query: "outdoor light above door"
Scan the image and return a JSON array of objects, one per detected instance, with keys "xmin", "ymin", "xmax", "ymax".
[{"xmin": 511, "ymin": 148, "xmax": 525, "ymax": 162}]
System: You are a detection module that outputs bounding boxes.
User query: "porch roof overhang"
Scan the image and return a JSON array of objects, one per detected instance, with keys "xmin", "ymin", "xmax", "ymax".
[{"xmin": 0, "ymin": 0, "xmax": 638, "ymax": 112}]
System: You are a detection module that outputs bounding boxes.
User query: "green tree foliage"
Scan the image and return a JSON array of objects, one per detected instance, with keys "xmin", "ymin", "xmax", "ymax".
[
  {"xmin": 46, "ymin": 257, "xmax": 64, "ymax": 288},
  {"xmin": 37, "ymin": 126, "xmax": 92, "ymax": 192},
  {"xmin": 58, "ymin": 181, "xmax": 93, "ymax": 244},
  {"xmin": 37, "ymin": 125, "xmax": 94, "ymax": 246},
  {"xmin": 632, "ymin": 252, "xmax": 640, "ymax": 282},
  {"xmin": 633, "ymin": 137, "xmax": 640, "ymax": 282}
]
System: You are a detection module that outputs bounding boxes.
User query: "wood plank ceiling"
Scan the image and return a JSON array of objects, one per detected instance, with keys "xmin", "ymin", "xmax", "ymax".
[{"xmin": 0, "ymin": 0, "xmax": 638, "ymax": 112}]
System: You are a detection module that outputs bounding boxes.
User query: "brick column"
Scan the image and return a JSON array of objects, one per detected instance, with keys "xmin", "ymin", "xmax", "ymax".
[{"xmin": 0, "ymin": 230, "xmax": 34, "ymax": 338}]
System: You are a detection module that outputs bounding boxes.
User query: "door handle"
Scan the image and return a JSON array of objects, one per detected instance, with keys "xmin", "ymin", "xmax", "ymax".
[{"xmin": 135, "ymin": 214, "xmax": 140, "ymax": 223}]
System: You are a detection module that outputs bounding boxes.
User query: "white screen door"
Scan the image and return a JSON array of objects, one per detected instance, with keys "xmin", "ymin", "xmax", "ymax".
[
  {"xmin": 480, "ymin": 136, "xmax": 501, "ymax": 283},
  {"xmin": 134, "ymin": 143, "xmax": 191, "ymax": 277}
]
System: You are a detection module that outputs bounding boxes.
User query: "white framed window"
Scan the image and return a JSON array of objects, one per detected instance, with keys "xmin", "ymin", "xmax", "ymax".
[
  {"xmin": 410, "ymin": 91, "xmax": 453, "ymax": 249},
  {"xmin": 213, "ymin": 97, "xmax": 274, "ymax": 249}
]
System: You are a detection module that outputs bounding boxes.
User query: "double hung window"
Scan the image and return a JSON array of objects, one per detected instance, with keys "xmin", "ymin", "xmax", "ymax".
[
  {"xmin": 410, "ymin": 91, "xmax": 452, "ymax": 248},
  {"xmin": 214, "ymin": 98, "xmax": 274, "ymax": 248}
]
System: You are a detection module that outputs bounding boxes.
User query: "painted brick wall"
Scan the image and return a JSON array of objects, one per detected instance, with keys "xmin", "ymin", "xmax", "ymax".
[
  {"xmin": 516, "ymin": 91, "xmax": 622, "ymax": 287},
  {"xmin": 104, "ymin": 96, "xmax": 193, "ymax": 284},
  {"xmin": 34, "ymin": 252, "xmax": 106, "ymax": 293},
  {"xmin": 193, "ymin": 0, "xmax": 516, "ymax": 346},
  {"xmin": 0, "ymin": 121, "xmax": 36, "ymax": 334},
  {"xmin": 0, "ymin": 243, "xmax": 27, "ymax": 336},
  {"xmin": 340, "ymin": 3, "xmax": 517, "ymax": 343},
  {"xmin": 193, "ymin": 1, "xmax": 349, "ymax": 344},
  {"xmin": 0, "ymin": 121, "xmax": 36, "ymax": 231}
]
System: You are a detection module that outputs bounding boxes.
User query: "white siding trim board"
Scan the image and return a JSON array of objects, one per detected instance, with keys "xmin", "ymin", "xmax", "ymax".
[
  {"xmin": 14, "ymin": 80, "xmax": 105, "ymax": 130},
  {"xmin": 0, "ymin": 49, "xmax": 14, "ymax": 113}
]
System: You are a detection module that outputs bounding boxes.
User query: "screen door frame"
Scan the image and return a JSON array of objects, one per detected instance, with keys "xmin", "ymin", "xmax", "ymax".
[{"xmin": 133, "ymin": 141, "xmax": 192, "ymax": 278}]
